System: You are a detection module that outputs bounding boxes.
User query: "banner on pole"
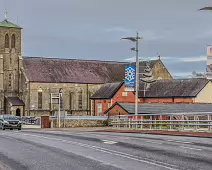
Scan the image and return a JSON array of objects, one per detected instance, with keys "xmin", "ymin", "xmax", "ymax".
[
  {"xmin": 206, "ymin": 45, "xmax": 212, "ymax": 79},
  {"xmin": 125, "ymin": 65, "xmax": 136, "ymax": 91}
]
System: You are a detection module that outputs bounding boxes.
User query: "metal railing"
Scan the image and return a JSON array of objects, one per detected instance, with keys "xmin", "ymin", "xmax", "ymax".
[{"xmin": 110, "ymin": 112, "xmax": 212, "ymax": 132}]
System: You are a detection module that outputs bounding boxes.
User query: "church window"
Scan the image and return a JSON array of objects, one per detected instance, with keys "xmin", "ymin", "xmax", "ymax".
[
  {"xmin": 70, "ymin": 92, "xmax": 74, "ymax": 110},
  {"xmin": 11, "ymin": 34, "xmax": 15, "ymax": 48},
  {"xmin": 78, "ymin": 91, "xmax": 83, "ymax": 110},
  {"xmin": 8, "ymin": 74, "xmax": 12, "ymax": 87},
  {"xmin": 5, "ymin": 34, "xmax": 9, "ymax": 48},
  {"xmin": 60, "ymin": 93, "xmax": 63, "ymax": 109},
  {"xmin": 38, "ymin": 88, "xmax": 43, "ymax": 109}
]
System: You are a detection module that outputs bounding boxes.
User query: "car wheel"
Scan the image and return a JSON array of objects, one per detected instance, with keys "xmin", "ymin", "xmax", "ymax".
[
  {"xmin": 10, "ymin": 128, "xmax": 13, "ymax": 130},
  {"xmin": 18, "ymin": 128, "xmax": 22, "ymax": 130},
  {"xmin": 2, "ymin": 126, "xmax": 5, "ymax": 130}
]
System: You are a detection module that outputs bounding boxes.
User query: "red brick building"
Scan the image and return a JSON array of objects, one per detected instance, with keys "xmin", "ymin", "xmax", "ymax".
[
  {"xmin": 90, "ymin": 59, "xmax": 173, "ymax": 116},
  {"xmin": 90, "ymin": 82, "xmax": 135, "ymax": 116},
  {"xmin": 91, "ymin": 78, "xmax": 212, "ymax": 116}
]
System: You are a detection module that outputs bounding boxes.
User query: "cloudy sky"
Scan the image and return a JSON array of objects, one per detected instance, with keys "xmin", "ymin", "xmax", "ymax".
[{"xmin": 1, "ymin": 0, "xmax": 212, "ymax": 78}]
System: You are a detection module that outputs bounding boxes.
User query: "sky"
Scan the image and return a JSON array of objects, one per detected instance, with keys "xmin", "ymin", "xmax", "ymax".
[{"xmin": 1, "ymin": 0, "xmax": 212, "ymax": 78}]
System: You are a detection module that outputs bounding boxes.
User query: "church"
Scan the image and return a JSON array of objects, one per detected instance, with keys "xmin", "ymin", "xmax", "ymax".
[{"xmin": 0, "ymin": 16, "xmax": 172, "ymax": 117}]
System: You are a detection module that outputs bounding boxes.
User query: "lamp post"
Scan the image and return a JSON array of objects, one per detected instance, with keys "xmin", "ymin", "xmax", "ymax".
[
  {"xmin": 121, "ymin": 32, "xmax": 143, "ymax": 118},
  {"xmin": 58, "ymin": 88, "xmax": 62, "ymax": 128}
]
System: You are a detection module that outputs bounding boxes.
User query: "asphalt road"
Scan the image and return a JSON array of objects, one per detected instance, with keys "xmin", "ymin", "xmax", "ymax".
[{"xmin": 1, "ymin": 130, "xmax": 212, "ymax": 170}]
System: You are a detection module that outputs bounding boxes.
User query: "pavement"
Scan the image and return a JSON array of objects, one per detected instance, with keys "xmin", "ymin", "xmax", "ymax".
[
  {"xmin": 1, "ymin": 129, "xmax": 212, "ymax": 169},
  {"xmin": 39, "ymin": 127, "xmax": 212, "ymax": 138}
]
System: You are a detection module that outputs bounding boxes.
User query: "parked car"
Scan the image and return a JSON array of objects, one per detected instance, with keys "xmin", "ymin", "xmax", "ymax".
[{"xmin": 0, "ymin": 115, "xmax": 22, "ymax": 130}]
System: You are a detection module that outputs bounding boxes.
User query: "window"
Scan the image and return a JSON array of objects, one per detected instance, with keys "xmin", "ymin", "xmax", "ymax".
[
  {"xmin": 97, "ymin": 104, "xmax": 102, "ymax": 116},
  {"xmin": 5, "ymin": 34, "xmax": 9, "ymax": 48},
  {"xmin": 38, "ymin": 92, "xmax": 42, "ymax": 109},
  {"xmin": 8, "ymin": 73, "xmax": 12, "ymax": 88},
  {"xmin": 38, "ymin": 88, "xmax": 43, "ymax": 109},
  {"xmin": 11, "ymin": 34, "xmax": 15, "ymax": 48},
  {"xmin": 59, "ymin": 93, "xmax": 63, "ymax": 109},
  {"xmin": 78, "ymin": 91, "xmax": 82, "ymax": 110},
  {"xmin": 122, "ymin": 92, "xmax": 128, "ymax": 96},
  {"xmin": 70, "ymin": 92, "xmax": 73, "ymax": 110}
]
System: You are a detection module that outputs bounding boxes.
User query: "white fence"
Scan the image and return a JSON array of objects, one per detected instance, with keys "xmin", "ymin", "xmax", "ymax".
[{"xmin": 110, "ymin": 112, "xmax": 212, "ymax": 132}]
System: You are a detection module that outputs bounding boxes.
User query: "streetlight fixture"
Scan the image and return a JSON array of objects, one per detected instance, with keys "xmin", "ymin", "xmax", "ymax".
[
  {"xmin": 121, "ymin": 32, "xmax": 143, "ymax": 118},
  {"xmin": 199, "ymin": 7, "xmax": 212, "ymax": 11}
]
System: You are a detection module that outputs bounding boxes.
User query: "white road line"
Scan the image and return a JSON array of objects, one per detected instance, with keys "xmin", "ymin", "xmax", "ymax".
[
  {"xmin": 102, "ymin": 140, "xmax": 117, "ymax": 144},
  {"xmin": 7, "ymin": 132, "xmax": 179, "ymax": 170},
  {"xmin": 167, "ymin": 140, "xmax": 193, "ymax": 144},
  {"xmin": 180, "ymin": 146, "xmax": 202, "ymax": 151},
  {"xmin": 146, "ymin": 141, "xmax": 162, "ymax": 145}
]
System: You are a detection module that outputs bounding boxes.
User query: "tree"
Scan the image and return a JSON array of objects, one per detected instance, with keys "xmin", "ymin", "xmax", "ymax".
[{"xmin": 140, "ymin": 62, "xmax": 156, "ymax": 92}]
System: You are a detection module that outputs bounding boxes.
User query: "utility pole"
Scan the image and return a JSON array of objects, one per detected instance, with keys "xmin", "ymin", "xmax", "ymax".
[{"xmin": 121, "ymin": 32, "xmax": 143, "ymax": 118}]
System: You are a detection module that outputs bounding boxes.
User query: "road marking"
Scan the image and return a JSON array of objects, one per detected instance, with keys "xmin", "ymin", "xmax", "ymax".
[
  {"xmin": 180, "ymin": 146, "xmax": 202, "ymax": 151},
  {"xmin": 102, "ymin": 140, "xmax": 117, "ymax": 145},
  {"xmin": 167, "ymin": 140, "xmax": 193, "ymax": 144},
  {"xmin": 8, "ymin": 132, "xmax": 179, "ymax": 170},
  {"xmin": 146, "ymin": 141, "xmax": 162, "ymax": 145}
]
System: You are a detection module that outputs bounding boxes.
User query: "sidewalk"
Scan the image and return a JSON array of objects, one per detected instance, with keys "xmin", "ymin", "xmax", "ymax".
[
  {"xmin": 95, "ymin": 129, "xmax": 212, "ymax": 138},
  {"xmin": 38, "ymin": 127, "xmax": 212, "ymax": 138}
]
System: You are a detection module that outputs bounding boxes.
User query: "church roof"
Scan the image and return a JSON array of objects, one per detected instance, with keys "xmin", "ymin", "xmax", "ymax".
[
  {"xmin": 0, "ymin": 19, "xmax": 22, "ymax": 29},
  {"xmin": 23, "ymin": 57, "xmax": 128, "ymax": 84}
]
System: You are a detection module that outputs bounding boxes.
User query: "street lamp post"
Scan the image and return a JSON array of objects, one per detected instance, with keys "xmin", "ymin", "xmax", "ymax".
[{"xmin": 121, "ymin": 32, "xmax": 143, "ymax": 118}]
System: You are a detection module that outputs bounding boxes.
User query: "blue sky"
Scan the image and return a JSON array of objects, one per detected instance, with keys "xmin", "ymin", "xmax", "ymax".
[{"xmin": 1, "ymin": 0, "xmax": 212, "ymax": 78}]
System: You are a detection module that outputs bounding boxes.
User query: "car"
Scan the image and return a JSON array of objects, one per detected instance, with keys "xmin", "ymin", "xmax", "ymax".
[{"xmin": 0, "ymin": 115, "xmax": 22, "ymax": 130}]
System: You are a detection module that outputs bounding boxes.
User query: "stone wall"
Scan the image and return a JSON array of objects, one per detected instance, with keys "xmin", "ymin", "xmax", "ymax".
[
  {"xmin": 21, "ymin": 82, "xmax": 103, "ymax": 116},
  {"xmin": 52, "ymin": 119, "xmax": 108, "ymax": 128}
]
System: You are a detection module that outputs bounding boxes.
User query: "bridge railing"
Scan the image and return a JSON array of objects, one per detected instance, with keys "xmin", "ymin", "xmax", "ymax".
[{"xmin": 109, "ymin": 112, "xmax": 212, "ymax": 132}]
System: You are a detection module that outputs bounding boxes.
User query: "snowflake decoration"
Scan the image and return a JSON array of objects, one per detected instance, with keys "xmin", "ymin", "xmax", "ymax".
[{"xmin": 125, "ymin": 67, "xmax": 135, "ymax": 81}]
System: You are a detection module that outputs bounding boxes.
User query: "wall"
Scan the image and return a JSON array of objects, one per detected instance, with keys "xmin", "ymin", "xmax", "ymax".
[
  {"xmin": 152, "ymin": 60, "xmax": 173, "ymax": 80},
  {"xmin": 195, "ymin": 81, "xmax": 212, "ymax": 103},
  {"xmin": 106, "ymin": 104, "xmax": 128, "ymax": 116},
  {"xmin": 52, "ymin": 119, "xmax": 107, "ymax": 128},
  {"xmin": 139, "ymin": 97, "xmax": 194, "ymax": 103},
  {"xmin": 22, "ymin": 82, "xmax": 103, "ymax": 116}
]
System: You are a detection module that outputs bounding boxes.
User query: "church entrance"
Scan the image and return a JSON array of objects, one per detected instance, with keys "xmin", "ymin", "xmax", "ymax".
[{"xmin": 16, "ymin": 108, "xmax": 21, "ymax": 117}]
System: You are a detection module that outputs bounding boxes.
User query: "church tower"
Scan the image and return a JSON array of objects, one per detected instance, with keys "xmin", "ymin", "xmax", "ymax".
[{"xmin": 0, "ymin": 10, "xmax": 23, "ymax": 114}]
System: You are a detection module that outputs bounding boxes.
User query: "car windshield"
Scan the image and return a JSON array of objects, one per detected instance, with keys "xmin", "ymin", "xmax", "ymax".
[{"xmin": 3, "ymin": 116, "xmax": 19, "ymax": 120}]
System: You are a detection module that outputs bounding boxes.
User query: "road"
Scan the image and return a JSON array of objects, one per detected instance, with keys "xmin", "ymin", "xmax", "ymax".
[{"xmin": 0, "ymin": 130, "xmax": 212, "ymax": 170}]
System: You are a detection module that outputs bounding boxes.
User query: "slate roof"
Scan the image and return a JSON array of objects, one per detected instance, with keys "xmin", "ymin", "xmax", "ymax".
[
  {"xmin": 105, "ymin": 102, "xmax": 212, "ymax": 114},
  {"xmin": 90, "ymin": 82, "xmax": 124, "ymax": 99},
  {"xmin": 0, "ymin": 19, "xmax": 22, "ymax": 29},
  {"xmin": 7, "ymin": 97, "xmax": 25, "ymax": 106},
  {"xmin": 138, "ymin": 78, "xmax": 209, "ymax": 98},
  {"xmin": 23, "ymin": 57, "xmax": 128, "ymax": 84}
]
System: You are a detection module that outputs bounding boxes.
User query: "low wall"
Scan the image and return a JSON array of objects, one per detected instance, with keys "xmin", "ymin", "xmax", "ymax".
[
  {"xmin": 50, "ymin": 116, "xmax": 108, "ymax": 128},
  {"xmin": 52, "ymin": 119, "xmax": 108, "ymax": 128}
]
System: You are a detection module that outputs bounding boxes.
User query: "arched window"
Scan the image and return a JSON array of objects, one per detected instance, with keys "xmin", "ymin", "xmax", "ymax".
[
  {"xmin": 38, "ymin": 87, "xmax": 43, "ymax": 109},
  {"xmin": 5, "ymin": 34, "xmax": 9, "ymax": 48},
  {"xmin": 8, "ymin": 73, "xmax": 12, "ymax": 87},
  {"xmin": 11, "ymin": 34, "xmax": 15, "ymax": 48}
]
